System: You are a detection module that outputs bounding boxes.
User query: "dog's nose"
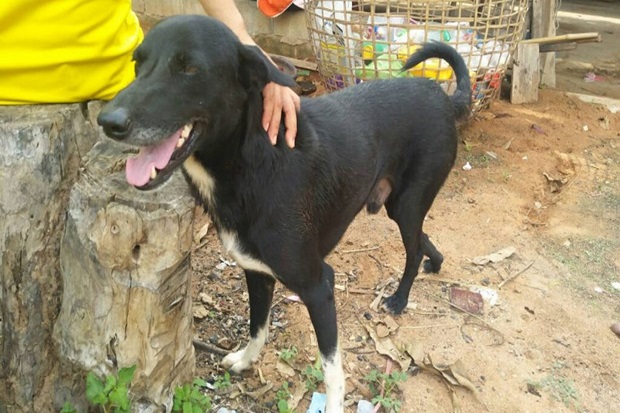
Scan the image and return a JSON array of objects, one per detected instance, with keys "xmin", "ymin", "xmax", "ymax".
[{"xmin": 97, "ymin": 107, "xmax": 132, "ymax": 140}]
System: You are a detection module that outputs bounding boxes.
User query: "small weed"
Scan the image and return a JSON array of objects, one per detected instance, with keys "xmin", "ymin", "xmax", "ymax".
[
  {"xmin": 213, "ymin": 371, "xmax": 231, "ymax": 391},
  {"xmin": 279, "ymin": 346, "xmax": 299, "ymax": 363},
  {"xmin": 59, "ymin": 402, "xmax": 78, "ymax": 413},
  {"xmin": 302, "ymin": 359, "xmax": 324, "ymax": 392},
  {"xmin": 275, "ymin": 382, "xmax": 295, "ymax": 413},
  {"xmin": 172, "ymin": 378, "xmax": 212, "ymax": 413},
  {"xmin": 364, "ymin": 370, "xmax": 408, "ymax": 412},
  {"xmin": 529, "ymin": 362, "xmax": 581, "ymax": 410},
  {"xmin": 86, "ymin": 365, "xmax": 136, "ymax": 413}
]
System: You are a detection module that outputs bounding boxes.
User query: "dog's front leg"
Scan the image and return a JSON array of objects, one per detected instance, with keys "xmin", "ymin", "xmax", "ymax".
[
  {"xmin": 222, "ymin": 270, "xmax": 275, "ymax": 372},
  {"xmin": 300, "ymin": 262, "xmax": 344, "ymax": 413}
]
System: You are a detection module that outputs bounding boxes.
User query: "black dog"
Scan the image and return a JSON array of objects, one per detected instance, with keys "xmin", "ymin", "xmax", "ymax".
[{"xmin": 98, "ymin": 15, "xmax": 470, "ymax": 412}]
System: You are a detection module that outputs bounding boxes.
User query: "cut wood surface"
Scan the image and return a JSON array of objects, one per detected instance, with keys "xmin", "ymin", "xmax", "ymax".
[{"xmin": 511, "ymin": 43, "xmax": 541, "ymax": 105}]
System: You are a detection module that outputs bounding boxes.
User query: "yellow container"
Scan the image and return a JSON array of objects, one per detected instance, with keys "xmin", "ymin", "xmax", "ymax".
[{"xmin": 397, "ymin": 45, "xmax": 454, "ymax": 81}]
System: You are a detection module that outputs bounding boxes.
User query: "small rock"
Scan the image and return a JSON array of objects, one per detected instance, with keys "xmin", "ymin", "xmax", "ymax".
[
  {"xmin": 582, "ymin": 125, "xmax": 589, "ymax": 132},
  {"xmin": 522, "ymin": 156, "xmax": 528, "ymax": 160},
  {"xmin": 217, "ymin": 408, "xmax": 237, "ymax": 413},
  {"xmin": 215, "ymin": 262, "xmax": 228, "ymax": 271},
  {"xmin": 563, "ymin": 240, "xmax": 571, "ymax": 248},
  {"xmin": 594, "ymin": 287, "xmax": 604, "ymax": 294},
  {"xmin": 534, "ymin": 201, "xmax": 542, "ymax": 209},
  {"xmin": 481, "ymin": 277, "xmax": 490, "ymax": 286},
  {"xmin": 363, "ymin": 312, "xmax": 372, "ymax": 320},
  {"xmin": 611, "ymin": 323, "xmax": 620, "ymax": 337},
  {"xmin": 611, "ymin": 282, "xmax": 620, "ymax": 291}
]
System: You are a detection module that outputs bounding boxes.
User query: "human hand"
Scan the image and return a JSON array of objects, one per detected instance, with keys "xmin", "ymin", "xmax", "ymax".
[{"xmin": 262, "ymin": 82, "xmax": 300, "ymax": 148}]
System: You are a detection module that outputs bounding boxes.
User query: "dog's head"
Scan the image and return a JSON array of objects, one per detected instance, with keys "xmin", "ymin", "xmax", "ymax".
[{"xmin": 97, "ymin": 15, "xmax": 296, "ymax": 190}]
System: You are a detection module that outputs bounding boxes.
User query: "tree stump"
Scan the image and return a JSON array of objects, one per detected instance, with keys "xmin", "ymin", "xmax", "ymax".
[
  {"xmin": 1, "ymin": 103, "xmax": 99, "ymax": 413},
  {"xmin": 1, "ymin": 104, "xmax": 196, "ymax": 412},
  {"xmin": 54, "ymin": 141, "xmax": 196, "ymax": 412}
]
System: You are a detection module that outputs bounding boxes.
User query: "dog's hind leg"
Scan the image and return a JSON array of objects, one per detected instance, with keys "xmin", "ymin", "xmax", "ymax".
[
  {"xmin": 222, "ymin": 270, "xmax": 275, "ymax": 373},
  {"xmin": 383, "ymin": 169, "xmax": 448, "ymax": 314},
  {"xmin": 421, "ymin": 231, "xmax": 443, "ymax": 273},
  {"xmin": 298, "ymin": 262, "xmax": 344, "ymax": 413}
]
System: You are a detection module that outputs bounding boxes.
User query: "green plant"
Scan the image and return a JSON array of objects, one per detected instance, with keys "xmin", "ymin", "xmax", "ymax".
[
  {"xmin": 275, "ymin": 382, "xmax": 294, "ymax": 413},
  {"xmin": 213, "ymin": 371, "xmax": 231, "ymax": 390},
  {"xmin": 279, "ymin": 346, "xmax": 299, "ymax": 363},
  {"xmin": 364, "ymin": 370, "xmax": 408, "ymax": 412},
  {"xmin": 528, "ymin": 362, "xmax": 581, "ymax": 410},
  {"xmin": 60, "ymin": 402, "xmax": 78, "ymax": 413},
  {"xmin": 172, "ymin": 378, "xmax": 212, "ymax": 413},
  {"xmin": 302, "ymin": 359, "xmax": 324, "ymax": 392},
  {"xmin": 86, "ymin": 365, "xmax": 136, "ymax": 413}
]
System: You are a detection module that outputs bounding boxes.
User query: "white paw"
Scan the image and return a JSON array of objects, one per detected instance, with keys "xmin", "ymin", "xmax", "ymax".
[{"xmin": 221, "ymin": 349, "xmax": 254, "ymax": 373}]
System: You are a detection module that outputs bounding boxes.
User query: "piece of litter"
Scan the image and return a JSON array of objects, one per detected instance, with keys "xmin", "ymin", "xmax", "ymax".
[
  {"xmin": 215, "ymin": 262, "xmax": 228, "ymax": 270},
  {"xmin": 563, "ymin": 240, "xmax": 571, "ymax": 248},
  {"xmin": 285, "ymin": 294, "xmax": 301, "ymax": 302},
  {"xmin": 582, "ymin": 125, "xmax": 589, "ymax": 132},
  {"xmin": 470, "ymin": 286, "xmax": 500, "ymax": 307},
  {"xmin": 522, "ymin": 156, "xmax": 528, "ymax": 160},
  {"xmin": 462, "ymin": 162, "xmax": 472, "ymax": 171},
  {"xmin": 472, "ymin": 246, "xmax": 516, "ymax": 266},
  {"xmin": 307, "ymin": 392, "xmax": 327, "ymax": 413},
  {"xmin": 611, "ymin": 282, "xmax": 620, "ymax": 291},
  {"xmin": 583, "ymin": 72, "xmax": 604, "ymax": 82},
  {"xmin": 356, "ymin": 400, "xmax": 375, "ymax": 413},
  {"xmin": 534, "ymin": 201, "xmax": 542, "ymax": 209},
  {"xmin": 450, "ymin": 287, "xmax": 484, "ymax": 315},
  {"xmin": 216, "ymin": 408, "xmax": 237, "ymax": 413},
  {"xmin": 594, "ymin": 287, "xmax": 604, "ymax": 294}
]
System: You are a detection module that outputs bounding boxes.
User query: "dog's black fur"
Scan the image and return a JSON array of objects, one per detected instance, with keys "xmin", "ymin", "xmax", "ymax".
[{"xmin": 98, "ymin": 15, "xmax": 471, "ymax": 411}]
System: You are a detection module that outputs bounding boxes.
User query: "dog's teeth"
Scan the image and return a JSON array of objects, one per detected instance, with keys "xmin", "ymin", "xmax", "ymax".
[
  {"xmin": 181, "ymin": 124, "xmax": 192, "ymax": 139},
  {"xmin": 177, "ymin": 137, "xmax": 185, "ymax": 148},
  {"xmin": 150, "ymin": 166, "xmax": 157, "ymax": 180}
]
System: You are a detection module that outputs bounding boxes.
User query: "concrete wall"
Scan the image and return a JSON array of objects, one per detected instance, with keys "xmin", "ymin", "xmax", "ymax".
[{"xmin": 133, "ymin": 0, "xmax": 313, "ymax": 58}]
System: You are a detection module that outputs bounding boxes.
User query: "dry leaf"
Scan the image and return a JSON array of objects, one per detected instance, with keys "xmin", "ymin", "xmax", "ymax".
[
  {"xmin": 194, "ymin": 222, "xmax": 210, "ymax": 244},
  {"xmin": 376, "ymin": 324, "xmax": 390, "ymax": 338},
  {"xmin": 276, "ymin": 360, "xmax": 296, "ymax": 377},
  {"xmin": 364, "ymin": 324, "xmax": 410, "ymax": 371},
  {"xmin": 244, "ymin": 382, "xmax": 273, "ymax": 399},
  {"xmin": 472, "ymin": 246, "xmax": 516, "ymax": 265},
  {"xmin": 192, "ymin": 305, "xmax": 208, "ymax": 319}
]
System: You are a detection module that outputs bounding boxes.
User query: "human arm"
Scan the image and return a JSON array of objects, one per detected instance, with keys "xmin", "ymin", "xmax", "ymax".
[{"xmin": 197, "ymin": 0, "xmax": 300, "ymax": 147}]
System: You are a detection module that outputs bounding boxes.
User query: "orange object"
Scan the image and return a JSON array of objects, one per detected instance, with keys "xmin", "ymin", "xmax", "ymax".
[{"xmin": 257, "ymin": 0, "xmax": 294, "ymax": 18}]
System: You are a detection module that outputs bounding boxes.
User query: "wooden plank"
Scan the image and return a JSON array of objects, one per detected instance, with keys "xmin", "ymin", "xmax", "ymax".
[
  {"xmin": 539, "ymin": 42, "xmax": 577, "ymax": 53},
  {"xmin": 531, "ymin": 0, "xmax": 557, "ymax": 87},
  {"xmin": 522, "ymin": 32, "xmax": 602, "ymax": 45},
  {"xmin": 511, "ymin": 43, "xmax": 540, "ymax": 104}
]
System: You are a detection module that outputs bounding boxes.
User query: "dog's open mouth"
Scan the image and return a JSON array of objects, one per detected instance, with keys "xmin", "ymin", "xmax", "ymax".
[{"xmin": 126, "ymin": 122, "xmax": 202, "ymax": 190}]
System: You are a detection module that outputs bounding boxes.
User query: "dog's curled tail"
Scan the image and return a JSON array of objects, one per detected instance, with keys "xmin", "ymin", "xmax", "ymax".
[{"xmin": 402, "ymin": 42, "xmax": 472, "ymax": 121}]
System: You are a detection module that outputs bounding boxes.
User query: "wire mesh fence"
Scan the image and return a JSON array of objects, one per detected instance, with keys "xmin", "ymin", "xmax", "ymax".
[{"xmin": 305, "ymin": 0, "xmax": 529, "ymax": 114}]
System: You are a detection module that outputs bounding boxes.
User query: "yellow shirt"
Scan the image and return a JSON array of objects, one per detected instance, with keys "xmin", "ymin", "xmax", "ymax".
[{"xmin": 0, "ymin": 0, "xmax": 143, "ymax": 105}]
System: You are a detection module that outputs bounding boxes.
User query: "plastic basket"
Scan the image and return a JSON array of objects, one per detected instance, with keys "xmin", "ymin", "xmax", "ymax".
[{"xmin": 305, "ymin": 0, "xmax": 529, "ymax": 114}]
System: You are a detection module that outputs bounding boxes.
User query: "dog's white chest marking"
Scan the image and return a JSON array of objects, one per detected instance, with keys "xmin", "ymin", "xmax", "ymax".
[
  {"xmin": 183, "ymin": 155, "xmax": 216, "ymax": 210},
  {"xmin": 219, "ymin": 231, "xmax": 276, "ymax": 278}
]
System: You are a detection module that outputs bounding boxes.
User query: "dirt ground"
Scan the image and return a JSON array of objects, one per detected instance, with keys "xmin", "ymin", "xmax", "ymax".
[
  {"xmin": 189, "ymin": 87, "xmax": 619, "ymax": 413},
  {"xmin": 187, "ymin": 2, "xmax": 620, "ymax": 412}
]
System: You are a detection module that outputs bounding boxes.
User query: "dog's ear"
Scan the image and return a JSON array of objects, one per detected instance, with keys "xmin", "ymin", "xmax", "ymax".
[{"xmin": 238, "ymin": 45, "xmax": 297, "ymax": 90}]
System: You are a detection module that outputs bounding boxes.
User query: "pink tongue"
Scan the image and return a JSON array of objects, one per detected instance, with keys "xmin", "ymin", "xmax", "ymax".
[{"xmin": 126, "ymin": 129, "xmax": 182, "ymax": 186}]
